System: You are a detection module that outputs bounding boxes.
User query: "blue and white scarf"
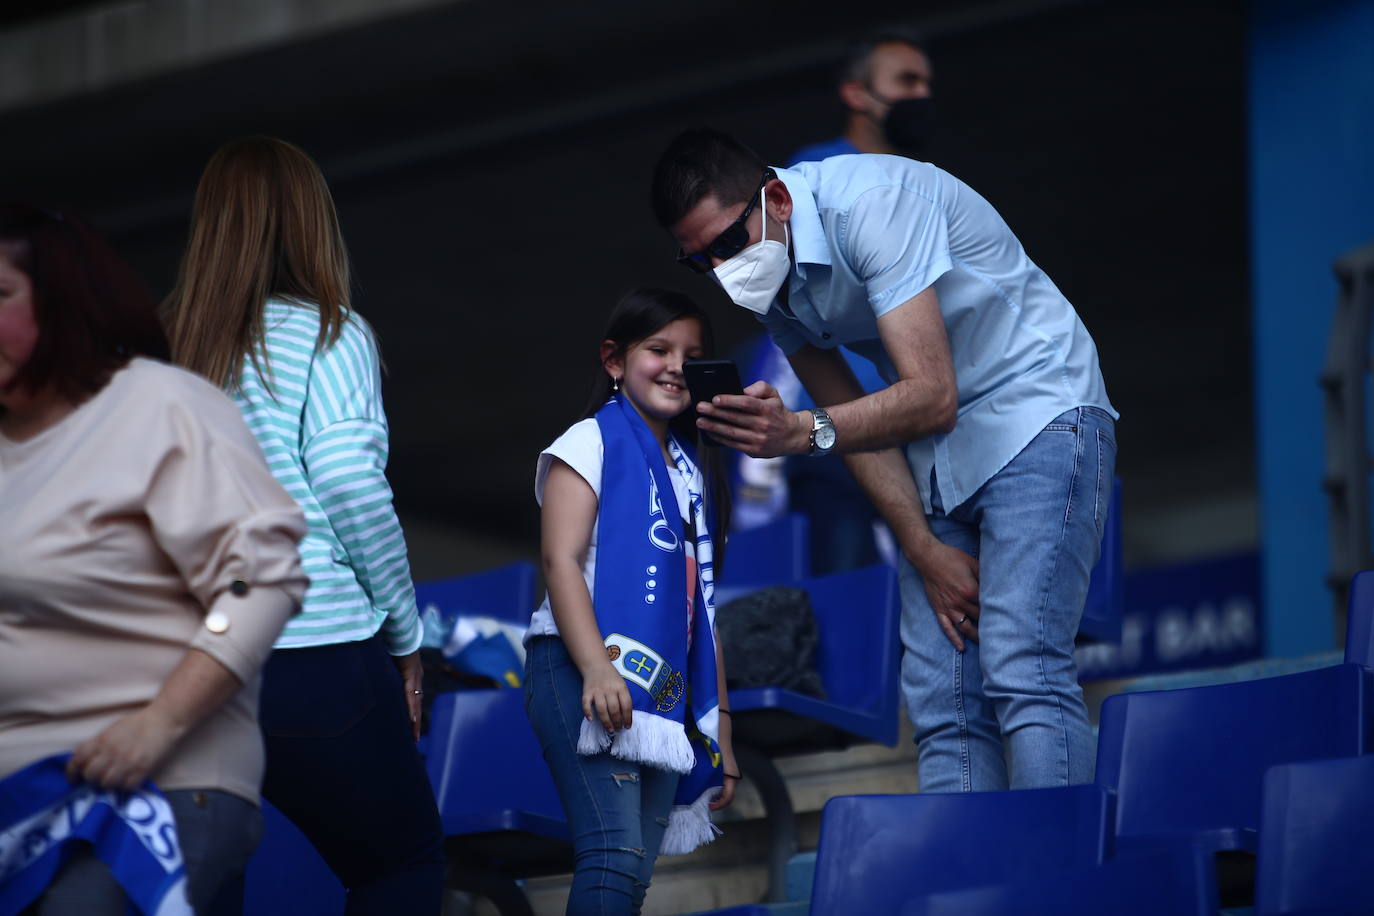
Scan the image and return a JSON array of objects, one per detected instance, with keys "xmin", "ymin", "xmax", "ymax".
[
  {"xmin": 0, "ymin": 754, "xmax": 191, "ymax": 916},
  {"xmin": 579, "ymin": 394, "xmax": 724, "ymax": 855}
]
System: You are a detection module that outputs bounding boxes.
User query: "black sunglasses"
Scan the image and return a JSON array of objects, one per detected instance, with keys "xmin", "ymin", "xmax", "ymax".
[{"xmin": 676, "ymin": 169, "xmax": 777, "ymax": 274}]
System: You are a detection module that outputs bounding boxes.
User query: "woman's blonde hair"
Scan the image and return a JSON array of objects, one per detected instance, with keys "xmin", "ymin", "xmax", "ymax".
[{"xmin": 164, "ymin": 137, "xmax": 351, "ymax": 389}]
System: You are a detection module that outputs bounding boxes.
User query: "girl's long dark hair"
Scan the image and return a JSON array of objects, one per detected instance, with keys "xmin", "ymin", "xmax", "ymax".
[{"xmin": 585, "ymin": 288, "xmax": 732, "ymax": 566}]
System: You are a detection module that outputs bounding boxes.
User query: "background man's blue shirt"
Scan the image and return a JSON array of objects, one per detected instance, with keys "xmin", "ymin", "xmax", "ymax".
[
  {"xmin": 786, "ymin": 136, "xmax": 860, "ymax": 167},
  {"xmin": 758, "ymin": 153, "xmax": 1116, "ymax": 513}
]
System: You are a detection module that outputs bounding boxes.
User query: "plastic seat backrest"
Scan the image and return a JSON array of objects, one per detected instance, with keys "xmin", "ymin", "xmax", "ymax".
[
  {"xmin": 1256, "ymin": 754, "xmax": 1374, "ymax": 915},
  {"xmin": 1095, "ymin": 663, "xmax": 1373, "ymax": 852},
  {"xmin": 414, "ymin": 561, "xmax": 537, "ymax": 627},
  {"xmin": 243, "ymin": 799, "xmax": 345, "ymax": 915},
  {"xmin": 721, "ymin": 513, "xmax": 810, "ymax": 591},
  {"xmin": 805, "ymin": 564, "xmax": 901, "ymax": 717},
  {"xmin": 423, "ymin": 686, "xmax": 563, "ymax": 840},
  {"xmin": 424, "ymin": 687, "xmax": 566, "ymax": 838},
  {"xmin": 908, "ymin": 846, "xmax": 1217, "ymax": 916},
  {"xmin": 1345, "ymin": 569, "xmax": 1374, "ymax": 668},
  {"xmin": 808, "ymin": 786, "xmax": 1113, "ymax": 915},
  {"xmin": 1080, "ymin": 477, "xmax": 1124, "ymax": 642}
]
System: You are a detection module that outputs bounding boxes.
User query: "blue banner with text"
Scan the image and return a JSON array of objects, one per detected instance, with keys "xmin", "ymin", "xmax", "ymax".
[{"xmin": 1076, "ymin": 551, "xmax": 1263, "ymax": 681}]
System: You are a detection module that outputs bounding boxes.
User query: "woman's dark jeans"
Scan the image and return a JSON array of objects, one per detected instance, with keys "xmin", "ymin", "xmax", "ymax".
[{"xmin": 260, "ymin": 635, "xmax": 445, "ymax": 915}]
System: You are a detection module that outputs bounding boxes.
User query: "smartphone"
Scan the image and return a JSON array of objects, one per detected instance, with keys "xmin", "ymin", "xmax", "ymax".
[{"xmin": 683, "ymin": 359, "xmax": 743, "ymax": 447}]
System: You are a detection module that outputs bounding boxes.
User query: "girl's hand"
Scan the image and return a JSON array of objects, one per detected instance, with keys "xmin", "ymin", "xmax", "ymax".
[
  {"xmin": 582, "ymin": 663, "xmax": 632, "ymax": 732},
  {"xmin": 711, "ymin": 737, "xmax": 739, "ymax": 811},
  {"xmin": 394, "ymin": 650, "xmax": 424, "ymax": 741},
  {"xmin": 68, "ymin": 707, "xmax": 183, "ymax": 791}
]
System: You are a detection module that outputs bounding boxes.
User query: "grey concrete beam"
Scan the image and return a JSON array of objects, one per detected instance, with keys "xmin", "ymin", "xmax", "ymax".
[{"xmin": 0, "ymin": 0, "xmax": 457, "ymax": 113}]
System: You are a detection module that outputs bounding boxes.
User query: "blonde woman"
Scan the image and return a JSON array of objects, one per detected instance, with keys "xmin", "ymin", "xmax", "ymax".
[{"xmin": 164, "ymin": 138, "xmax": 444, "ymax": 914}]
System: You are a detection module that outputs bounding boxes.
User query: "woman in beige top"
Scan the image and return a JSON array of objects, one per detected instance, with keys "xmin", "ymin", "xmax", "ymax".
[{"xmin": 0, "ymin": 204, "xmax": 308, "ymax": 915}]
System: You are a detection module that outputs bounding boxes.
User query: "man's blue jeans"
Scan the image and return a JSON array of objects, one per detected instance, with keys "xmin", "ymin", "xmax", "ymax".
[
  {"xmin": 525, "ymin": 636, "xmax": 679, "ymax": 916},
  {"xmin": 900, "ymin": 406, "xmax": 1117, "ymax": 792}
]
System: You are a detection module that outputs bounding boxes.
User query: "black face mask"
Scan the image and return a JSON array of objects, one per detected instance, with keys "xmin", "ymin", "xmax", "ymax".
[{"xmin": 878, "ymin": 96, "xmax": 936, "ymax": 159}]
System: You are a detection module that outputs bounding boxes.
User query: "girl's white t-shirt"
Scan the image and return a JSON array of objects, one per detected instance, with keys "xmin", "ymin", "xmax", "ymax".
[{"xmin": 526, "ymin": 418, "xmax": 694, "ymax": 644}]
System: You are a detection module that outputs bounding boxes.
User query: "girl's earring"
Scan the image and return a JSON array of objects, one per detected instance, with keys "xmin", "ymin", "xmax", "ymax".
[{"xmin": 612, "ymin": 376, "xmax": 621, "ymax": 392}]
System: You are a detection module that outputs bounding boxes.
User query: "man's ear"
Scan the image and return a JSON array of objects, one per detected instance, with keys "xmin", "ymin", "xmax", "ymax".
[
  {"xmin": 839, "ymin": 79, "xmax": 870, "ymax": 114},
  {"xmin": 765, "ymin": 178, "xmax": 793, "ymax": 223}
]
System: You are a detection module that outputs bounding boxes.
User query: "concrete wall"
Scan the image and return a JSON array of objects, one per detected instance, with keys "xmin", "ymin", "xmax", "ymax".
[
  {"xmin": 0, "ymin": 0, "xmax": 453, "ymax": 112},
  {"xmin": 1, "ymin": 1, "xmax": 1254, "ymax": 581}
]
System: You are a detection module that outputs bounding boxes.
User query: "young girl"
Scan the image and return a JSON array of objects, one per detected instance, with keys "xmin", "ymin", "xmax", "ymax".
[
  {"xmin": 526, "ymin": 288, "xmax": 738, "ymax": 915},
  {"xmin": 162, "ymin": 137, "xmax": 443, "ymax": 913}
]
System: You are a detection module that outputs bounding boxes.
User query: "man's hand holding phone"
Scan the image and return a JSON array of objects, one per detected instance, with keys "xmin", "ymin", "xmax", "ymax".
[
  {"xmin": 688, "ymin": 361, "xmax": 809, "ymax": 458},
  {"xmin": 684, "ymin": 360, "xmax": 744, "ymax": 448}
]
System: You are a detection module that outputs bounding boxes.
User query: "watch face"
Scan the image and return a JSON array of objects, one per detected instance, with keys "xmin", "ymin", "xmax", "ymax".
[{"xmin": 815, "ymin": 423, "xmax": 837, "ymax": 451}]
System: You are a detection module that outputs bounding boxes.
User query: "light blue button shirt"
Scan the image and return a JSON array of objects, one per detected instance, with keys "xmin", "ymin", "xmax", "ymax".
[{"xmin": 759, "ymin": 154, "xmax": 1117, "ymax": 513}]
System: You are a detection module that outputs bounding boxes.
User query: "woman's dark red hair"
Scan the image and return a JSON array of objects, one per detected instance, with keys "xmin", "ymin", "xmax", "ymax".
[{"xmin": 0, "ymin": 204, "xmax": 168, "ymax": 402}]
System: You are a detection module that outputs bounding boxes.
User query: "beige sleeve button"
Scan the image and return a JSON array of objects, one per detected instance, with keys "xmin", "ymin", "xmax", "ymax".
[{"xmin": 205, "ymin": 611, "xmax": 230, "ymax": 634}]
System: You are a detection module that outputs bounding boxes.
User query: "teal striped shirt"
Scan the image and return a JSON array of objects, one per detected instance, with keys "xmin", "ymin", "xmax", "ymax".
[{"xmin": 230, "ymin": 298, "xmax": 422, "ymax": 655}]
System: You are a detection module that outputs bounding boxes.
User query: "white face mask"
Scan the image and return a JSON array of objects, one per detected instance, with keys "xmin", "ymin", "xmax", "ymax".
[{"xmin": 712, "ymin": 190, "xmax": 790, "ymax": 316}]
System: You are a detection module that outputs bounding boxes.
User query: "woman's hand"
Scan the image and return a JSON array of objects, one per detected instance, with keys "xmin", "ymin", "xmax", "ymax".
[
  {"xmin": 394, "ymin": 651, "xmax": 424, "ymax": 741},
  {"xmin": 65, "ymin": 649, "xmax": 241, "ymax": 791},
  {"xmin": 67, "ymin": 707, "xmax": 184, "ymax": 791},
  {"xmin": 582, "ymin": 662, "xmax": 632, "ymax": 732}
]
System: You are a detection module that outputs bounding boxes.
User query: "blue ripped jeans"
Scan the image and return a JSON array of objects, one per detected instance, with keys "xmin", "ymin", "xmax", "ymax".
[
  {"xmin": 525, "ymin": 636, "xmax": 679, "ymax": 916},
  {"xmin": 901, "ymin": 406, "xmax": 1117, "ymax": 792}
]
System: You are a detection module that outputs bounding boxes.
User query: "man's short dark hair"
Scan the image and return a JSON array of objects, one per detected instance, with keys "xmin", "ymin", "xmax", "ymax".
[
  {"xmin": 840, "ymin": 28, "xmax": 927, "ymax": 85},
  {"xmin": 651, "ymin": 128, "xmax": 768, "ymax": 229}
]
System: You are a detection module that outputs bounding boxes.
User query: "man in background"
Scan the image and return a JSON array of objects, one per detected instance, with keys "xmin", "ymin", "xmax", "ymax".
[{"xmin": 790, "ymin": 30, "xmax": 935, "ymax": 165}]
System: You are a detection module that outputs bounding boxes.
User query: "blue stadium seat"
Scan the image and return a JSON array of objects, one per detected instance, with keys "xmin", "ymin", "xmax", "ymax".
[
  {"xmin": 1346, "ymin": 569, "xmax": 1374, "ymax": 669},
  {"xmin": 729, "ymin": 563, "xmax": 901, "ymax": 749},
  {"xmin": 1079, "ymin": 476, "xmax": 1124, "ymax": 642},
  {"xmin": 907, "ymin": 846, "xmax": 1218, "ymax": 916},
  {"xmin": 717, "ymin": 513, "xmax": 810, "ymax": 603},
  {"xmin": 413, "ymin": 560, "xmax": 537, "ymax": 627},
  {"xmin": 246, "ymin": 564, "xmax": 544, "ymax": 916},
  {"xmin": 808, "ymin": 787, "xmax": 1113, "ymax": 915},
  {"xmin": 413, "ymin": 562, "xmax": 564, "ymax": 913},
  {"xmin": 424, "ymin": 687, "xmax": 571, "ymax": 914},
  {"xmin": 1095, "ymin": 662, "xmax": 1374, "ymax": 857},
  {"xmin": 425, "ymin": 687, "xmax": 566, "ymax": 842},
  {"xmin": 725, "ymin": 563, "xmax": 901, "ymax": 901},
  {"xmin": 243, "ymin": 799, "xmax": 345, "ymax": 915},
  {"xmin": 1256, "ymin": 754, "xmax": 1374, "ymax": 915}
]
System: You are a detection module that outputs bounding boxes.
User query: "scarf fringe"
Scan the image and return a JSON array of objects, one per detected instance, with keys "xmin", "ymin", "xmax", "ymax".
[
  {"xmin": 576, "ymin": 713, "xmax": 696, "ymax": 774},
  {"xmin": 659, "ymin": 786, "xmax": 723, "ymax": 856}
]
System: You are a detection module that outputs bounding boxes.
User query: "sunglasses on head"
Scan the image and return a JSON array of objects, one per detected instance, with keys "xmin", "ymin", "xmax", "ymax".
[{"xmin": 676, "ymin": 168, "xmax": 777, "ymax": 274}]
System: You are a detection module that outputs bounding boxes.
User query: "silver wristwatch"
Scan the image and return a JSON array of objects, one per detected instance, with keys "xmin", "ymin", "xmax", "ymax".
[{"xmin": 808, "ymin": 407, "xmax": 837, "ymax": 456}]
